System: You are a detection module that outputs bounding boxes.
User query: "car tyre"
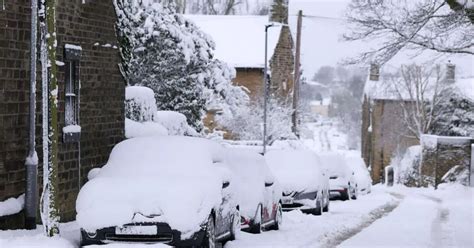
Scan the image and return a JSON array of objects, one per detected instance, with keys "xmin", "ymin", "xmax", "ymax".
[
  {"xmin": 323, "ymin": 192, "xmax": 330, "ymax": 212},
  {"xmin": 248, "ymin": 205, "xmax": 263, "ymax": 234},
  {"xmin": 351, "ymin": 185, "xmax": 358, "ymax": 200},
  {"xmin": 80, "ymin": 229, "xmax": 101, "ymax": 247},
  {"xmin": 202, "ymin": 215, "xmax": 217, "ymax": 248},
  {"xmin": 229, "ymin": 208, "xmax": 241, "ymax": 241},
  {"xmin": 269, "ymin": 202, "xmax": 283, "ymax": 231},
  {"xmin": 314, "ymin": 197, "xmax": 323, "ymax": 215}
]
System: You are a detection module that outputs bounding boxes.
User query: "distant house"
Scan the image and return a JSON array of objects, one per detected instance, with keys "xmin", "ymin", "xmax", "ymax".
[
  {"xmin": 186, "ymin": 0, "xmax": 295, "ymax": 102},
  {"xmin": 361, "ymin": 63, "xmax": 473, "ymax": 184},
  {"xmin": 0, "ymin": 1, "xmax": 124, "ymax": 229}
]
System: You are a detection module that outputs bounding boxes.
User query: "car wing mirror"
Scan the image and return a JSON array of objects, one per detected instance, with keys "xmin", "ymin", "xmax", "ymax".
[
  {"xmin": 87, "ymin": 168, "xmax": 101, "ymax": 181},
  {"xmin": 222, "ymin": 181, "xmax": 230, "ymax": 189},
  {"xmin": 265, "ymin": 181, "xmax": 274, "ymax": 187}
]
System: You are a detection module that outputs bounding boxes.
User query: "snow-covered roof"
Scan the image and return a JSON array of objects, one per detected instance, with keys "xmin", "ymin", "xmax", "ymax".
[
  {"xmin": 363, "ymin": 75, "xmax": 473, "ymax": 101},
  {"xmin": 185, "ymin": 15, "xmax": 282, "ymax": 69}
]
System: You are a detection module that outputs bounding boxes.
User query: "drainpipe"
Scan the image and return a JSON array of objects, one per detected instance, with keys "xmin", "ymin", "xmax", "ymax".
[{"xmin": 25, "ymin": 0, "xmax": 39, "ymax": 230}]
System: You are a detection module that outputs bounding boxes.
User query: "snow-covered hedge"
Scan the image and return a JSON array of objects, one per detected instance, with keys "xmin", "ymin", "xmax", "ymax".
[
  {"xmin": 125, "ymin": 86, "xmax": 157, "ymax": 122},
  {"xmin": 391, "ymin": 146, "xmax": 422, "ymax": 187},
  {"xmin": 155, "ymin": 111, "xmax": 198, "ymax": 136}
]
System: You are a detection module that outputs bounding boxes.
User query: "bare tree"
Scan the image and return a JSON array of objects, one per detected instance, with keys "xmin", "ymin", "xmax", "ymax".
[
  {"xmin": 344, "ymin": 0, "xmax": 474, "ymax": 64},
  {"xmin": 388, "ymin": 64, "xmax": 452, "ymax": 140}
]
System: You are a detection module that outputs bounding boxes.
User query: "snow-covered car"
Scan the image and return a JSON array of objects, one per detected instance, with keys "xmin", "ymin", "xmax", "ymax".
[
  {"xmin": 224, "ymin": 148, "xmax": 282, "ymax": 233},
  {"xmin": 320, "ymin": 152, "xmax": 358, "ymax": 200},
  {"xmin": 76, "ymin": 136, "xmax": 240, "ymax": 247},
  {"xmin": 345, "ymin": 154, "xmax": 372, "ymax": 194},
  {"xmin": 265, "ymin": 150, "xmax": 330, "ymax": 215}
]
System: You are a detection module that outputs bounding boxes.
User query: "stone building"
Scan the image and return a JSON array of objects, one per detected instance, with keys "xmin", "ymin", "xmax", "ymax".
[
  {"xmin": 361, "ymin": 64, "xmax": 422, "ymax": 184},
  {"xmin": 186, "ymin": 0, "xmax": 294, "ymax": 102},
  {"xmin": 188, "ymin": 0, "xmax": 294, "ymax": 135},
  {"xmin": 361, "ymin": 63, "xmax": 474, "ymax": 184},
  {"xmin": 0, "ymin": 0, "xmax": 124, "ymax": 229}
]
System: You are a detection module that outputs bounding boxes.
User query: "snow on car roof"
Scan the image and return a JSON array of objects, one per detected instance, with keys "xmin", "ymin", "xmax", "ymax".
[
  {"xmin": 265, "ymin": 150, "xmax": 322, "ymax": 193},
  {"xmin": 185, "ymin": 15, "xmax": 282, "ymax": 69},
  {"xmin": 99, "ymin": 136, "xmax": 223, "ymax": 178}
]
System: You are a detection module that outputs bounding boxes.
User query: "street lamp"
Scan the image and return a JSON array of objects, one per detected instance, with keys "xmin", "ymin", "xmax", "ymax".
[{"xmin": 262, "ymin": 23, "xmax": 276, "ymax": 155}]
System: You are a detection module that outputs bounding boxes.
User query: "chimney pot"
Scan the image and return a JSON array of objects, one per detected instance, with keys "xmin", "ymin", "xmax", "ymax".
[
  {"xmin": 446, "ymin": 62, "xmax": 455, "ymax": 84},
  {"xmin": 369, "ymin": 64, "xmax": 380, "ymax": 81}
]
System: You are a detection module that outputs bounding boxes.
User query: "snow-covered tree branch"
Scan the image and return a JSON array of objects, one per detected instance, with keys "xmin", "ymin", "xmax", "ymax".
[
  {"xmin": 115, "ymin": 0, "xmax": 248, "ymax": 132},
  {"xmin": 387, "ymin": 64, "xmax": 452, "ymax": 140},
  {"xmin": 344, "ymin": 0, "xmax": 474, "ymax": 64}
]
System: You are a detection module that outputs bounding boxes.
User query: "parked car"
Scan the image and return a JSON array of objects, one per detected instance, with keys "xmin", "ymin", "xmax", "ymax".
[
  {"xmin": 320, "ymin": 152, "xmax": 358, "ymax": 201},
  {"xmin": 76, "ymin": 136, "xmax": 240, "ymax": 247},
  {"xmin": 224, "ymin": 148, "xmax": 282, "ymax": 233},
  {"xmin": 265, "ymin": 150, "xmax": 330, "ymax": 215},
  {"xmin": 346, "ymin": 154, "xmax": 372, "ymax": 194}
]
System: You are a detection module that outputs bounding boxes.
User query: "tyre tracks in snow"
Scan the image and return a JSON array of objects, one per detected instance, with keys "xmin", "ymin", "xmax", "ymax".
[{"xmin": 312, "ymin": 192, "xmax": 404, "ymax": 248}]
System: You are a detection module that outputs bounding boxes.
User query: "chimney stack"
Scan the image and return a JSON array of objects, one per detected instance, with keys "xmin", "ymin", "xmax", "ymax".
[
  {"xmin": 445, "ymin": 62, "xmax": 455, "ymax": 84},
  {"xmin": 270, "ymin": 0, "xmax": 289, "ymax": 24},
  {"xmin": 369, "ymin": 63, "xmax": 380, "ymax": 81}
]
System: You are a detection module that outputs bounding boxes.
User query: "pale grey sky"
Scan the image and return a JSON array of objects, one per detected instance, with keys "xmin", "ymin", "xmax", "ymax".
[{"xmin": 289, "ymin": 0, "xmax": 473, "ymax": 78}]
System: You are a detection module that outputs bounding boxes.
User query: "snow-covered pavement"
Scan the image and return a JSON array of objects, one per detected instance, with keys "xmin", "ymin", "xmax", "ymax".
[{"xmin": 0, "ymin": 184, "xmax": 472, "ymax": 247}]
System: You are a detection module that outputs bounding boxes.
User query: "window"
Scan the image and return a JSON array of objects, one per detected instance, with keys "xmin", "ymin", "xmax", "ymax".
[{"xmin": 63, "ymin": 44, "xmax": 82, "ymax": 143}]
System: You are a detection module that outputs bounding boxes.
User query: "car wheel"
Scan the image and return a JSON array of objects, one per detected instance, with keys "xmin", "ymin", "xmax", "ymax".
[
  {"xmin": 229, "ymin": 208, "xmax": 241, "ymax": 240},
  {"xmin": 313, "ymin": 197, "xmax": 323, "ymax": 216},
  {"xmin": 341, "ymin": 188, "xmax": 350, "ymax": 201},
  {"xmin": 80, "ymin": 229, "xmax": 101, "ymax": 246},
  {"xmin": 269, "ymin": 202, "xmax": 283, "ymax": 231},
  {"xmin": 202, "ymin": 215, "xmax": 217, "ymax": 248},
  {"xmin": 351, "ymin": 186, "xmax": 358, "ymax": 200},
  {"xmin": 323, "ymin": 192, "xmax": 330, "ymax": 212},
  {"xmin": 248, "ymin": 205, "xmax": 263, "ymax": 234}
]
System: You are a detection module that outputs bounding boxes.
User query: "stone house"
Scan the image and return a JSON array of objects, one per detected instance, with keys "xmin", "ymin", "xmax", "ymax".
[
  {"xmin": 0, "ymin": 0, "xmax": 124, "ymax": 229},
  {"xmin": 361, "ymin": 63, "xmax": 473, "ymax": 184},
  {"xmin": 187, "ymin": 0, "xmax": 295, "ymax": 133}
]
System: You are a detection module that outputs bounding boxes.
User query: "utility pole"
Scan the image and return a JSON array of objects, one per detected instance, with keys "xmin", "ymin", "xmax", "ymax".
[
  {"xmin": 41, "ymin": 0, "xmax": 60, "ymax": 237},
  {"xmin": 292, "ymin": 10, "xmax": 303, "ymax": 137},
  {"xmin": 25, "ymin": 0, "xmax": 39, "ymax": 230}
]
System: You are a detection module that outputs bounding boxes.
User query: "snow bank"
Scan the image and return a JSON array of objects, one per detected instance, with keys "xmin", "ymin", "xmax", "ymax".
[
  {"xmin": 0, "ymin": 194, "xmax": 24, "ymax": 217},
  {"xmin": 125, "ymin": 86, "xmax": 157, "ymax": 122},
  {"xmin": 76, "ymin": 136, "xmax": 224, "ymax": 238},
  {"xmin": 394, "ymin": 145, "xmax": 422, "ymax": 186},
  {"xmin": 155, "ymin": 111, "xmax": 197, "ymax": 136},
  {"xmin": 265, "ymin": 150, "xmax": 323, "ymax": 193},
  {"xmin": 340, "ymin": 194, "xmax": 438, "ymax": 247},
  {"xmin": 124, "ymin": 118, "xmax": 168, "ymax": 139}
]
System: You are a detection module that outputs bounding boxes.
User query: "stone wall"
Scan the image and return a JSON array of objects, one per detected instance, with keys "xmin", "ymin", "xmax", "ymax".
[
  {"xmin": 421, "ymin": 135, "xmax": 472, "ymax": 187},
  {"xmin": 270, "ymin": 26, "xmax": 294, "ymax": 102},
  {"xmin": 0, "ymin": 0, "xmax": 124, "ymax": 228},
  {"xmin": 0, "ymin": 0, "xmax": 32, "ymax": 229},
  {"xmin": 367, "ymin": 99, "xmax": 419, "ymax": 183},
  {"xmin": 233, "ymin": 68, "xmax": 264, "ymax": 102}
]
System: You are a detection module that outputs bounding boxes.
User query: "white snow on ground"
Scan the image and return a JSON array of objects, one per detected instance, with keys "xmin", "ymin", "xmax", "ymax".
[
  {"xmin": 341, "ymin": 184, "xmax": 474, "ymax": 248},
  {"xmin": 302, "ymin": 121, "xmax": 349, "ymax": 152},
  {"xmin": 1, "ymin": 184, "xmax": 472, "ymax": 247},
  {"xmin": 0, "ymin": 194, "xmax": 24, "ymax": 217},
  {"xmin": 225, "ymin": 185, "xmax": 397, "ymax": 248}
]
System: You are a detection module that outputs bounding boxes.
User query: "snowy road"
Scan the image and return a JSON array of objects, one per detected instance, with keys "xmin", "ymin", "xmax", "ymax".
[{"xmin": 0, "ymin": 184, "xmax": 472, "ymax": 248}]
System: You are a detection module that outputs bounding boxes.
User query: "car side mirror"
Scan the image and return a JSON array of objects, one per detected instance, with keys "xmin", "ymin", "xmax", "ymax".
[
  {"xmin": 265, "ymin": 182, "xmax": 274, "ymax": 187},
  {"xmin": 222, "ymin": 181, "xmax": 230, "ymax": 189}
]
